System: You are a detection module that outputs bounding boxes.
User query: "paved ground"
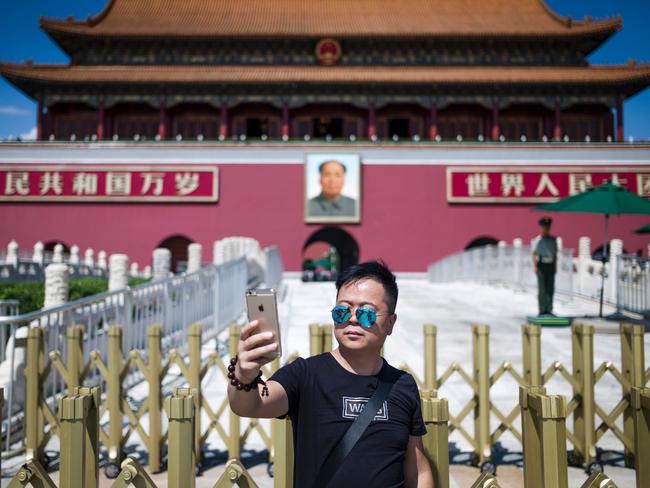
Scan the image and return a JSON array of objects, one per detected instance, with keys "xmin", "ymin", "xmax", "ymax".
[{"xmin": 2, "ymin": 276, "xmax": 644, "ymax": 487}]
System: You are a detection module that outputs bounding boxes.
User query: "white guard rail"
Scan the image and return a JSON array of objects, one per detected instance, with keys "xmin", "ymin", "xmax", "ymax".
[
  {"xmin": 428, "ymin": 245, "xmax": 574, "ymax": 295},
  {"xmin": 0, "ymin": 257, "xmax": 250, "ymax": 455},
  {"xmin": 616, "ymin": 255, "xmax": 650, "ymax": 315},
  {"xmin": 264, "ymin": 246, "xmax": 285, "ymax": 291}
]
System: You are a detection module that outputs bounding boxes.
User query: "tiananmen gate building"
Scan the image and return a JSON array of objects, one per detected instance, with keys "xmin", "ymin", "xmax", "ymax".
[{"xmin": 1, "ymin": 0, "xmax": 649, "ymax": 272}]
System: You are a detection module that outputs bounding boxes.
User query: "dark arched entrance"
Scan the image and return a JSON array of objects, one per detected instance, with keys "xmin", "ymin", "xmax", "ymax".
[
  {"xmin": 157, "ymin": 235, "xmax": 194, "ymax": 272},
  {"xmin": 464, "ymin": 236, "xmax": 499, "ymax": 250},
  {"xmin": 302, "ymin": 227, "xmax": 359, "ymax": 274}
]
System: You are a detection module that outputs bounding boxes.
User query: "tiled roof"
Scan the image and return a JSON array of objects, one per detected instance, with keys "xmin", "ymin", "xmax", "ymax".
[
  {"xmin": 39, "ymin": 0, "xmax": 621, "ymax": 38},
  {"xmin": 3, "ymin": 63, "xmax": 649, "ymax": 86}
]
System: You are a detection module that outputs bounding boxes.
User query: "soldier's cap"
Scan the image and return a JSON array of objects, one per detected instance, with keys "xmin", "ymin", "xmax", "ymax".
[{"xmin": 538, "ymin": 216, "xmax": 553, "ymax": 226}]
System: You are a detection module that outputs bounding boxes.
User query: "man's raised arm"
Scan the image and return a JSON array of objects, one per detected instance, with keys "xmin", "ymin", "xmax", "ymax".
[{"xmin": 227, "ymin": 320, "xmax": 289, "ymax": 419}]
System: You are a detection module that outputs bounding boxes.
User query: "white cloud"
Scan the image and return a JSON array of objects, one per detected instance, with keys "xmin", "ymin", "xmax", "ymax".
[
  {"xmin": 19, "ymin": 126, "xmax": 37, "ymax": 140},
  {"xmin": 0, "ymin": 105, "xmax": 31, "ymax": 116}
]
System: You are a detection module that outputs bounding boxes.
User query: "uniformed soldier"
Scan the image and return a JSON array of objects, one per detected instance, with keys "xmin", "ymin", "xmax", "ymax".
[
  {"xmin": 532, "ymin": 216, "xmax": 558, "ymax": 316},
  {"xmin": 308, "ymin": 160, "xmax": 357, "ymax": 217}
]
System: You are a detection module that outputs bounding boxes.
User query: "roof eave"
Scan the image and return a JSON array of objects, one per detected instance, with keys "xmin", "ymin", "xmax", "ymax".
[{"xmin": 36, "ymin": 19, "xmax": 623, "ymax": 42}]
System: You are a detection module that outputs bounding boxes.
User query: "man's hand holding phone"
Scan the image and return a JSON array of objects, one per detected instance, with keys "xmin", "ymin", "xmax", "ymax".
[{"xmin": 236, "ymin": 320, "xmax": 278, "ymax": 383}]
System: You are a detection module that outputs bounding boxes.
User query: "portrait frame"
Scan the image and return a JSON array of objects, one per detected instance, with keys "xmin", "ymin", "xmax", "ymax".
[{"xmin": 304, "ymin": 152, "xmax": 362, "ymax": 224}]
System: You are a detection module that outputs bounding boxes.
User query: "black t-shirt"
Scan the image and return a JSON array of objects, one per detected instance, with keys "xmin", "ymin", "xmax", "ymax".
[{"xmin": 270, "ymin": 352, "xmax": 426, "ymax": 488}]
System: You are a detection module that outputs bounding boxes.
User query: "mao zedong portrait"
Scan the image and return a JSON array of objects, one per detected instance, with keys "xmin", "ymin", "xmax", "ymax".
[{"xmin": 308, "ymin": 160, "xmax": 357, "ymax": 218}]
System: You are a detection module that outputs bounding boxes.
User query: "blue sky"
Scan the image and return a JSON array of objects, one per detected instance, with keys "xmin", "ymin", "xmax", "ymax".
[{"xmin": 0, "ymin": 0, "xmax": 648, "ymax": 140}]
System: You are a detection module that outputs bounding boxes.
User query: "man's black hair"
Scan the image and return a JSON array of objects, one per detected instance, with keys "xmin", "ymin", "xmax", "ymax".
[
  {"xmin": 318, "ymin": 160, "xmax": 347, "ymax": 174},
  {"xmin": 335, "ymin": 260, "xmax": 398, "ymax": 314}
]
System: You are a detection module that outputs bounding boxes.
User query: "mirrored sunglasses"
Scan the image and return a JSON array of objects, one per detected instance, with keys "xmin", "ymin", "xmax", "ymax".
[{"xmin": 331, "ymin": 305, "xmax": 386, "ymax": 328}]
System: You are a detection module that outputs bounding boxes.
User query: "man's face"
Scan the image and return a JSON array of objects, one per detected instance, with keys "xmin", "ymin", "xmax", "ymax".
[
  {"xmin": 319, "ymin": 161, "xmax": 345, "ymax": 201},
  {"xmin": 540, "ymin": 224, "xmax": 551, "ymax": 236},
  {"xmin": 333, "ymin": 278, "xmax": 396, "ymax": 353}
]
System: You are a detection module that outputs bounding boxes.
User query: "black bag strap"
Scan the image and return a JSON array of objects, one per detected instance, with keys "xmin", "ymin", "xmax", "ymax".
[{"xmin": 313, "ymin": 364, "xmax": 401, "ymax": 488}]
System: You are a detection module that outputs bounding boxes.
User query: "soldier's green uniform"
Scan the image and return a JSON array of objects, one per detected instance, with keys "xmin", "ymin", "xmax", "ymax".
[{"xmin": 533, "ymin": 234, "xmax": 558, "ymax": 315}]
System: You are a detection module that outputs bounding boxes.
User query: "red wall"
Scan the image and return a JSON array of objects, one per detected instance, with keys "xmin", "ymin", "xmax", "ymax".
[{"xmin": 1, "ymin": 164, "xmax": 649, "ymax": 271}]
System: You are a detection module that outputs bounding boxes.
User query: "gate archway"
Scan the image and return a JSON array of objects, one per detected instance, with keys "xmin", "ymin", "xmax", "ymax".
[
  {"xmin": 302, "ymin": 227, "xmax": 359, "ymax": 273},
  {"xmin": 157, "ymin": 235, "xmax": 194, "ymax": 272}
]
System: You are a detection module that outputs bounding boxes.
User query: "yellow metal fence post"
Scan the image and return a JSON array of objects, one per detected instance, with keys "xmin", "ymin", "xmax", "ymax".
[
  {"xmin": 571, "ymin": 322, "xmax": 596, "ymax": 467},
  {"xmin": 77, "ymin": 386, "xmax": 100, "ymax": 488},
  {"xmin": 522, "ymin": 324, "xmax": 542, "ymax": 387},
  {"xmin": 59, "ymin": 386, "xmax": 100, "ymax": 488},
  {"xmin": 424, "ymin": 325, "xmax": 438, "ymax": 391},
  {"xmin": 620, "ymin": 323, "xmax": 645, "ymax": 468},
  {"xmin": 631, "ymin": 387, "xmax": 650, "ymax": 488},
  {"xmin": 321, "ymin": 324, "xmax": 333, "ymax": 352},
  {"xmin": 472, "ymin": 324, "xmax": 491, "ymax": 465},
  {"xmin": 420, "ymin": 390, "xmax": 449, "ymax": 488},
  {"xmin": 520, "ymin": 386, "xmax": 568, "ymax": 488},
  {"xmin": 188, "ymin": 323, "xmax": 203, "ymax": 465},
  {"xmin": 229, "ymin": 324, "xmax": 241, "ymax": 459},
  {"xmin": 66, "ymin": 325, "xmax": 84, "ymax": 393},
  {"xmin": 164, "ymin": 388, "xmax": 197, "ymax": 488},
  {"xmin": 309, "ymin": 324, "xmax": 323, "ymax": 356},
  {"xmin": 147, "ymin": 324, "xmax": 163, "ymax": 472},
  {"xmin": 24, "ymin": 326, "xmax": 45, "ymax": 463},
  {"xmin": 272, "ymin": 417, "xmax": 294, "ymax": 488},
  {"xmin": 107, "ymin": 325, "xmax": 124, "ymax": 469},
  {"xmin": 520, "ymin": 386, "xmax": 546, "ymax": 488}
]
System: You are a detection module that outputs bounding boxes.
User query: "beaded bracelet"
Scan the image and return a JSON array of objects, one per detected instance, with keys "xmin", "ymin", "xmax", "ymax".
[{"xmin": 227, "ymin": 355, "xmax": 269, "ymax": 397}]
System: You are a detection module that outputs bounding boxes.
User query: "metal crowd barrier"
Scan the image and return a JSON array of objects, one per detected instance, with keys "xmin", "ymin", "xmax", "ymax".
[
  {"xmin": 264, "ymin": 246, "xmax": 285, "ymax": 292},
  {"xmin": 0, "ymin": 300, "xmax": 19, "ymax": 318},
  {"xmin": 2, "ymin": 317, "xmax": 647, "ymax": 485},
  {"xmin": 616, "ymin": 255, "xmax": 650, "ymax": 315},
  {"xmin": 6, "ymin": 340, "xmax": 648, "ymax": 487},
  {"xmin": 0, "ymin": 258, "xmax": 250, "ymax": 458}
]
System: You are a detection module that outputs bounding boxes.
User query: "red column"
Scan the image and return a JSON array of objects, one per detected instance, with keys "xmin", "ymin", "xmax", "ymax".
[
  {"xmin": 429, "ymin": 102, "xmax": 438, "ymax": 140},
  {"xmin": 97, "ymin": 99, "xmax": 105, "ymax": 140},
  {"xmin": 36, "ymin": 100, "xmax": 43, "ymax": 140},
  {"xmin": 282, "ymin": 103, "xmax": 290, "ymax": 140},
  {"xmin": 491, "ymin": 103, "xmax": 500, "ymax": 141},
  {"xmin": 368, "ymin": 103, "xmax": 376, "ymax": 139},
  {"xmin": 616, "ymin": 97, "xmax": 624, "ymax": 142},
  {"xmin": 219, "ymin": 103, "xmax": 229, "ymax": 140},
  {"xmin": 553, "ymin": 99, "xmax": 562, "ymax": 141},
  {"xmin": 158, "ymin": 101, "xmax": 167, "ymax": 140}
]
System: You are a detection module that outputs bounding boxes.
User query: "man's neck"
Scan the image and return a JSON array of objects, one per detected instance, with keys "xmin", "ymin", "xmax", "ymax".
[{"xmin": 332, "ymin": 346, "xmax": 383, "ymax": 376}]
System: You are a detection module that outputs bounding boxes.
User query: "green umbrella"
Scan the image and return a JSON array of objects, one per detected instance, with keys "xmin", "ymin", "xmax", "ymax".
[
  {"xmin": 634, "ymin": 223, "xmax": 650, "ymax": 234},
  {"xmin": 536, "ymin": 182, "xmax": 650, "ymax": 316}
]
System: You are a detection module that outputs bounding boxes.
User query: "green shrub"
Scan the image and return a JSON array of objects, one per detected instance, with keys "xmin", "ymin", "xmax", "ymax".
[
  {"xmin": 0, "ymin": 281, "xmax": 44, "ymax": 315},
  {"xmin": 128, "ymin": 277, "xmax": 152, "ymax": 287},
  {"xmin": 68, "ymin": 278, "xmax": 108, "ymax": 302},
  {"xmin": 0, "ymin": 276, "xmax": 152, "ymax": 314}
]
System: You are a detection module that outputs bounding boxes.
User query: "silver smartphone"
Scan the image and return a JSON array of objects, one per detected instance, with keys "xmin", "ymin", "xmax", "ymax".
[{"xmin": 245, "ymin": 288, "xmax": 282, "ymax": 358}]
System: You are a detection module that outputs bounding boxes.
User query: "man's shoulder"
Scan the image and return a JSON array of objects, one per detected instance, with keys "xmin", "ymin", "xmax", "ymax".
[
  {"xmin": 278, "ymin": 353, "xmax": 328, "ymax": 372},
  {"xmin": 383, "ymin": 362, "xmax": 417, "ymax": 389}
]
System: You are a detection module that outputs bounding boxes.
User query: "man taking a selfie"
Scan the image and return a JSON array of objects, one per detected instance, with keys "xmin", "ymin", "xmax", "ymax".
[{"xmin": 227, "ymin": 261, "xmax": 433, "ymax": 487}]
